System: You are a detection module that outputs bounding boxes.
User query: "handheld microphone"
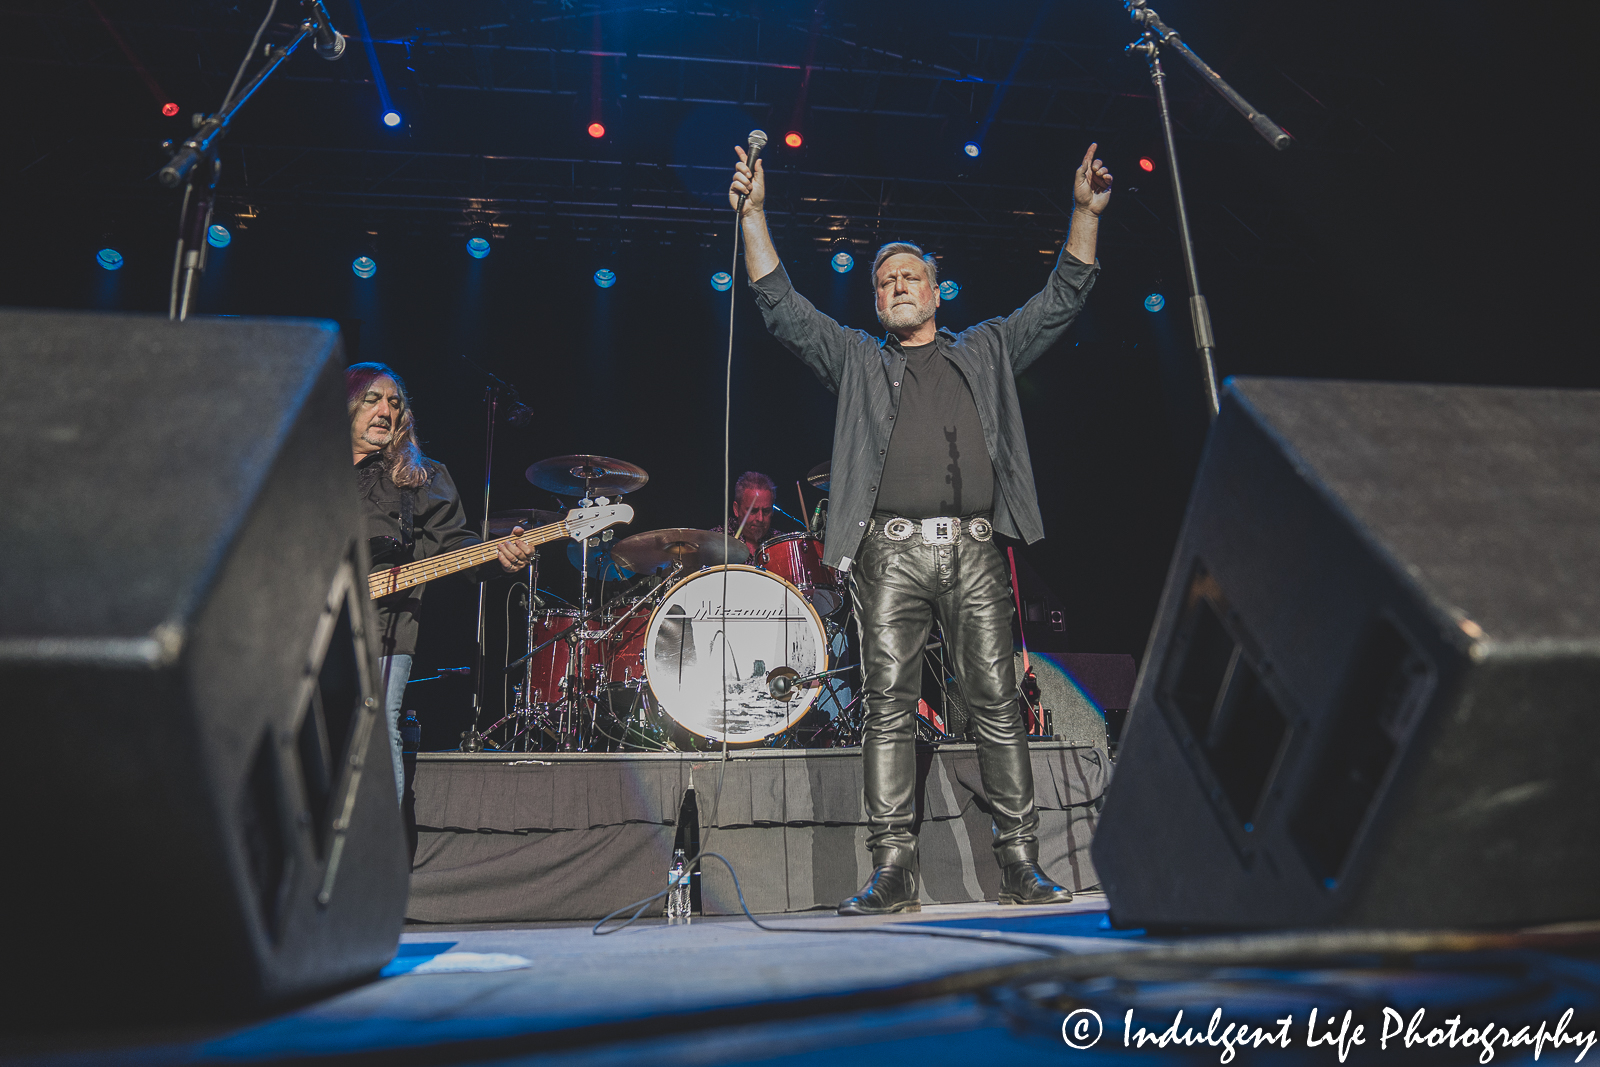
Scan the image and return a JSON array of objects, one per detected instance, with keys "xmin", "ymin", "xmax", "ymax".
[
  {"xmin": 736, "ymin": 129, "xmax": 768, "ymax": 213},
  {"xmin": 303, "ymin": 0, "xmax": 348, "ymax": 60}
]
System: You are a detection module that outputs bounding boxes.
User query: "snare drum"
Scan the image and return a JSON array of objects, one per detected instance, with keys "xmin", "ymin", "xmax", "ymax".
[
  {"xmin": 757, "ymin": 532, "xmax": 843, "ymax": 616},
  {"xmin": 643, "ymin": 565, "xmax": 829, "ymax": 745}
]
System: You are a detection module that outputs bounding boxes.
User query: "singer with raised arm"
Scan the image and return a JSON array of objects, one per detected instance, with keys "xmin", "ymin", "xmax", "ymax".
[{"xmin": 728, "ymin": 140, "xmax": 1112, "ymax": 914}]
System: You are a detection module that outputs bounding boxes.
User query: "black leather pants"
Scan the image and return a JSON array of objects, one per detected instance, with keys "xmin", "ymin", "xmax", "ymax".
[{"xmin": 851, "ymin": 525, "xmax": 1039, "ymax": 870}]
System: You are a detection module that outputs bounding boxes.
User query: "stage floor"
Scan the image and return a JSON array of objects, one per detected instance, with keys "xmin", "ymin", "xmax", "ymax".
[{"xmin": 8, "ymin": 894, "xmax": 1600, "ymax": 1066}]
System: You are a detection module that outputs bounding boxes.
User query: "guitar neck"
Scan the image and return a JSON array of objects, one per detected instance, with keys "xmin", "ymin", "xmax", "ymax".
[{"xmin": 368, "ymin": 520, "xmax": 566, "ymax": 599}]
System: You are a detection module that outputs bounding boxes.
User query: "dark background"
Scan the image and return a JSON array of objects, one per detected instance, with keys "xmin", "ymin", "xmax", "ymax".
[{"xmin": 3, "ymin": 0, "xmax": 1593, "ymax": 748}]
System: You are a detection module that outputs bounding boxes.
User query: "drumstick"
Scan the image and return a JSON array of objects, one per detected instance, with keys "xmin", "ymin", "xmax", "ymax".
[
  {"xmin": 733, "ymin": 507, "xmax": 751, "ymax": 540},
  {"xmin": 795, "ymin": 481, "xmax": 807, "ymax": 534}
]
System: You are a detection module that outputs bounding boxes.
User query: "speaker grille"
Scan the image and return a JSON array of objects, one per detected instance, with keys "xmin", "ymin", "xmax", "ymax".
[
  {"xmin": 239, "ymin": 729, "xmax": 292, "ymax": 941},
  {"xmin": 1292, "ymin": 612, "xmax": 1436, "ymax": 887},
  {"xmin": 1159, "ymin": 566, "xmax": 1294, "ymax": 838},
  {"xmin": 294, "ymin": 574, "xmax": 368, "ymax": 860}
]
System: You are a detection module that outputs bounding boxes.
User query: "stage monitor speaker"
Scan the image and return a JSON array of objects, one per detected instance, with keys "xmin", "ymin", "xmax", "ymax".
[
  {"xmin": 1091, "ymin": 378, "xmax": 1600, "ymax": 931},
  {"xmin": 0, "ymin": 308, "xmax": 408, "ymax": 1023}
]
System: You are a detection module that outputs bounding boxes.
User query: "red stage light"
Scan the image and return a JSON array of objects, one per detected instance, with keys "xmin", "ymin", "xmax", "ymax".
[
  {"xmin": 587, "ymin": 122, "xmax": 606, "ymax": 139},
  {"xmin": 1138, "ymin": 156, "xmax": 1155, "ymax": 172},
  {"xmin": 784, "ymin": 131, "xmax": 803, "ymax": 148},
  {"xmin": 162, "ymin": 102, "xmax": 180, "ymax": 117}
]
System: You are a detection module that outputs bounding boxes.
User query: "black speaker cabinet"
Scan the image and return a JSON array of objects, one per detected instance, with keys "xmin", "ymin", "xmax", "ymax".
[
  {"xmin": 1092, "ymin": 378, "xmax": 1600, "ymax": 930},
  {"xmin": 0, "ymin": 308, "xmax": 408, "ymax": 1022}
]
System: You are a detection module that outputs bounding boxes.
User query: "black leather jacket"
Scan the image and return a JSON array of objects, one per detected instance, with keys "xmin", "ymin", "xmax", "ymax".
[
  {"xmin": 358, "ymin": 452, "xmax": 488, "ymax": 657},
  {"xmin": 748, "ymin": 248, "xmax": 1098, "ymax": 570}
]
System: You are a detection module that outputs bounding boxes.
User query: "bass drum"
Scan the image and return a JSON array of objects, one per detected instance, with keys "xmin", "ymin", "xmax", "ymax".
[{"xmin": 644, "ymin": 565, "xmax": 828, "ymax": 745}]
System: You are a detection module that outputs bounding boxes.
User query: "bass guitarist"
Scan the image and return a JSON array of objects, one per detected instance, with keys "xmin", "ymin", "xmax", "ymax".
[{"xmin": 348, "ymin": 362, "xmax": 531, "ymax": 800}]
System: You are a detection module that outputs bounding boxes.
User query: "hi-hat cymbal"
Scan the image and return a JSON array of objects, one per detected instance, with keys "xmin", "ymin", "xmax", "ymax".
[
  {"xmin": 487, "ymin": 508, "xmax": 566, "ymax": 539},
  {"xmin": 525, "ymin": 454, "xmax": 648, "ymax": 496},
  {"xmin": 610, "ymin": 528, "xmax": 751, "ymax": 572},
  {"xmin": 806, "ymin": 460, "xmax": 831, "ymax": 492}
]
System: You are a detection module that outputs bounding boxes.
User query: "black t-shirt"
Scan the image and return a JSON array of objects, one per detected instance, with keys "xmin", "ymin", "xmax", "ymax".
[{"xmin": 875, "ymin": 340, "xmax": 996, "ymax": 518}]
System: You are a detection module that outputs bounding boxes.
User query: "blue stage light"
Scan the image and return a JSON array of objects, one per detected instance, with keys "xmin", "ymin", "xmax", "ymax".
[
  {"xmin": 466, "ymin": 236, "xmax": 490, "ymax": 259},
  {"xmin": 382, "ymin": 110, "xmax": 402, "ymax": 127},
  {"xmin": 831, "ymin": 251, "xmax": 854, "ymax": 273},
  {"xmin": 1144, "ymin": 292, "xmax": 1165, "ymax": 312},
  {"xmin": 710, "ymin": 271, "xmax": 732, "ymax": 291},
  {"xmin": 594, "ymin": 268, "xmax": 616, "ymax": 289},
  {"xmin": 963, "ymin": 141, "xmax": 981, "ymax": 158},
  {"xmin": 96, "ymin": 248, "xmax": 124, "ymax": 271},
  {"xmin": 206, "ymin": 224, "xmax": 231, "ymax": 248},
  {"xmin": 352, "ymin": 255, "xmax": 377, "ymax": 279},
  {"xmin": 939, "ymin": 280, "xmax": 960, "ymax": 300}
]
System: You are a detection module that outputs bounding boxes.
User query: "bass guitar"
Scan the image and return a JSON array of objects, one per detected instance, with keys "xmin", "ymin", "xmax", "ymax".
[{"xmin": 367, "ymin": 503, "xmax": 633, "ymax": 600}]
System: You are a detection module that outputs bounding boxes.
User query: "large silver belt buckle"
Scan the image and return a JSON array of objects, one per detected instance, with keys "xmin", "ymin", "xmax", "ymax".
[
  {"xmin": 884, "ymin": 517, "xmax": 916, "ymax": 541},
  {"xmin": 920, "ymin": 517, "xmax": 958, "ymax": 545}
]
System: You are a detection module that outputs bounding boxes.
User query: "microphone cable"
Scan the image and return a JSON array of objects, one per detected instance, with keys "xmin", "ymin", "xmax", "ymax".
[{"xmin": 596, "ymin": 133, "xmax": 764, "ymax": 936}]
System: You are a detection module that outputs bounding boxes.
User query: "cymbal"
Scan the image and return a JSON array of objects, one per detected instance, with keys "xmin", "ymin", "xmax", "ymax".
[
  {"xmin": 487, "ymin": 508, "xmax": 565, "ymax": 539},
  {"xmin": 611, "ymin": 528, "xmax": 752, "ymax": 572},
  {"xmin": 806, "ymin": 460, "xmax": 831, "ymax": 492},
  {"xmin": 525, "ymin": 454, "xmax": 648, "ymax": 496}
]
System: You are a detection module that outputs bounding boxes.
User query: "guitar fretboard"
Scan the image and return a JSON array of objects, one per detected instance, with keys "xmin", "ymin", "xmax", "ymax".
[{"xmin": 368, "ymin": 520, "xmax": 567, "ymax": 599}]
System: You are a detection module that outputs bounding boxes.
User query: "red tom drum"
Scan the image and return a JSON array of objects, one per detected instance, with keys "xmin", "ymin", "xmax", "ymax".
[
  {"xmin": 757, "ymin": 532, "xmax": 844, "ymax": 616},
  {"xmin": 526, "ymin": 607, "xmax": 650, "ymax": 703}
]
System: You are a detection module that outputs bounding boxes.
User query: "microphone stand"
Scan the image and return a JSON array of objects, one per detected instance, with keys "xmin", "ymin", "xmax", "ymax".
[
  {"xmin": 161, "ymin": 1, "xmax": 332, "ymax": 320},
  {"xmin": 457, "ymin": 355, "xmax": 534, "ymax": 752},
  {"xmin": 1122, "ymin": 0, "xmax": 1291, "ymax": 418}
]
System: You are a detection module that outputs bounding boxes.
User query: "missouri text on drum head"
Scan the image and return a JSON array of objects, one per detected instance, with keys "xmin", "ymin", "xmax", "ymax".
[{"xmin": 644, "ymin": 565, "xmax": 828, "ymax": 744}]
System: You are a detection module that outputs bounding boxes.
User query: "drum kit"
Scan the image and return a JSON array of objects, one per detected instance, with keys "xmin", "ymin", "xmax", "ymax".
[{"xmin": 473, "ymin": 454, "xmax": 861, "ymax": 752}]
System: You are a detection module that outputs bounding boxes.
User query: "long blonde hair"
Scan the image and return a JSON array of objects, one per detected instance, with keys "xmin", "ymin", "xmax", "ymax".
[{"xmin": 345, "ymin": 362, "xmax": 430, "ymax": 489}]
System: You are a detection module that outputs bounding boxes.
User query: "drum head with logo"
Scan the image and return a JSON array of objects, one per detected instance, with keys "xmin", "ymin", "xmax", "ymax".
[{"xmin": 644, "ymin": 565, "xmax": 828, "ymax": 744}]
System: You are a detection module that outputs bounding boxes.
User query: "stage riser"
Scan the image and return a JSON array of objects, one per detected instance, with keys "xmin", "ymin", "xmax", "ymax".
[{"xmin": 408, "ymin": 744, "xmax": 1107, "ymax": 922}]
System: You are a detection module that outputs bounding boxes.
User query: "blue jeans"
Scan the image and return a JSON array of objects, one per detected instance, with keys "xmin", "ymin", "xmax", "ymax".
[{"xmin": 379, "ymin": 654, "xmax": 413, "ymax": 803}]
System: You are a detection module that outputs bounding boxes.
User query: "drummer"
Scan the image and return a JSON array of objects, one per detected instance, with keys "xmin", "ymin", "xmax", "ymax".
[{"xmin": 716, "ymin": 471, "xmax": 777, "ymax": 560}]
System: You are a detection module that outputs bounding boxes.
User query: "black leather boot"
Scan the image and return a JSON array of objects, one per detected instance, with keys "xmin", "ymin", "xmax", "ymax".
[
  {"xmin": 998, "ymin": 861, "xmax": 1074, "ymax": 905},
  {"xmin": 838, "ymin": 865, "xmax": 921, "ymax": 915}
]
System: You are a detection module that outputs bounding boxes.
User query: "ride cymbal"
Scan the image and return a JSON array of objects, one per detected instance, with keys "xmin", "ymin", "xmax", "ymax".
[
  {"xmin": 525, "ymin": 454, "xmax": 648, "ymax": 496},
  {"xmin": 610, "ymin": 528, "xmax": 752, "ymax": 571}
]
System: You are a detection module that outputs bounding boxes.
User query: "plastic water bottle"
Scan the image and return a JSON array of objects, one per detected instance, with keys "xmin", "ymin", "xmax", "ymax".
[
  {"xmin": 400, "ymin": 711, "xmax": 421, "ymax": 753},
  {"xmin": 666, "ymin": 849, "xmax": 691, "ymax": 922}
]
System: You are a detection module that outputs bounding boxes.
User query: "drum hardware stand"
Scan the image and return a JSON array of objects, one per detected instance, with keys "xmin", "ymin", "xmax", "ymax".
[
  {"xmin": 1122, "ymin": 0, "xmax": 1291, "ymax": 418},
  {"xmin": 458, "ymin": 358, "xmax": 536, "ymax": 753}
]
